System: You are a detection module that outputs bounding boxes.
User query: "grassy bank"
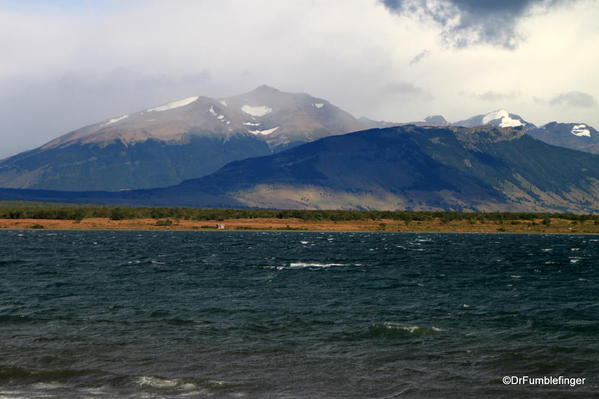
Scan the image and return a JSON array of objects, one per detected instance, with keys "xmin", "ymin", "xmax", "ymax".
[{"xmin": 0, "ymin": 201, "xmax": 598, "ymax": 233}]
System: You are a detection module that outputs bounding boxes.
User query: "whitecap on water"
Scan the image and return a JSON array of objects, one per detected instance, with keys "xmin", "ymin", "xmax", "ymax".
[
  {"xmin": 369, "ymin": 322, "xmax": 443, "ymax": 336},
  {"xmin": 30, "ymin": 382, "xmax": 64, "ymax": 390},
  {"xmin": 272, "ymin": 262, "xmax": 364, "ymax": 270},
  {"xmin": 289, "ymin": 262, "xmax": 346, "ymax": 268},
  {"xmin": 137, "ymin": 376, "xmax": 196, "ymax": 390}
]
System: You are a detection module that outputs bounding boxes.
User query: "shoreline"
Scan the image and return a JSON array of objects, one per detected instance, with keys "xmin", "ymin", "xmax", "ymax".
[{"xmin": 1, "ymin": 217, "xmax": 598, "ymax": 234}]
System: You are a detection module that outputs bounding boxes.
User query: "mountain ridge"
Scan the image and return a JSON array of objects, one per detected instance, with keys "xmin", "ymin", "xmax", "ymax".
[{"xmin": 1, "ymin": 125, "xmax": 598, "ymax": 213}]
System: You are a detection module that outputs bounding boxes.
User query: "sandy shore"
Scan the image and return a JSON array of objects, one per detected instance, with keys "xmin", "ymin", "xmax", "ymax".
[{"xmin": 1, "ymin": 217, "xmax": 597, "ymax": 234}]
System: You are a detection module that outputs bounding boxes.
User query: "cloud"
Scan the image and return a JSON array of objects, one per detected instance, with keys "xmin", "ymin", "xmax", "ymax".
[
  {"xmin": 549, "ymin": 91, "xmax": 596, "ymax": 108},
  {"xmin": 409, "ymin": 49, "xmax": 430, "ymax": 65},
  {"xmin": 381, "ymin": 0, "xmax": 578, "ymax": 48},
  {"xmin": 461, "ymin": 90, "xmax": 520, "ymax": 101},
  {"xmin": 382, "ymin": 82, "xmax": 433, "ymax": 100},
  {"xmin": 0, "ymin": 0, "xmax": 598, "ymax": 157}
]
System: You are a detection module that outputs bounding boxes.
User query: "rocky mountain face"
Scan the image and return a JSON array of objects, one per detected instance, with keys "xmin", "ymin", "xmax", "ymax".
[
  {"xmin": 0, "ymin": 85, "xmax": 368, "ymax": 191},
  {"xmin": 2, "ymin": 125, "xmax": 598, "ymax": 213},
  {"xmin": 528, "ymin": 122, "xmax": 599, "ymax": 154}
]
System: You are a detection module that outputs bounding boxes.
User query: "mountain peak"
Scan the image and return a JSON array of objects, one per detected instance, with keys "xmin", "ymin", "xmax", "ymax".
[
  {"xmin": 455, "ymin": 109, "xmax": 534, "ymax": 129},
  {"xmin": 424, "ymin": 115, "xmax": 448, "ymax": 125},
  {"xmin": 481, "ymin": 109, "xmax": 521, "ymax": 127},
  {"xmin": 249, "ymin": 84, "xmax": 281, "ymax": 94}
]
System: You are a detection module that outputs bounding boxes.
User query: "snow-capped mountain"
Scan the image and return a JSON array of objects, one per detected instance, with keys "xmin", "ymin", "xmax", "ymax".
[
  {"xmin": 0, "ymin": 86, "xmax": 370, "ymax": 191},
  {"xmin": 42, "ymin": 85, "xmax": 364, "ymax": 152},
  {"xmin": 528, "ymin": 122, "xmax": 599, "ymax": 154},
  {"xmin": 454, "ymin": 109, "xmax": 536, "ymax": 129}
]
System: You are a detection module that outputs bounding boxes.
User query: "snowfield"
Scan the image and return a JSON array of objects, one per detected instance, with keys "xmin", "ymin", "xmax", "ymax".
[
  {"xmin": 242, "ymin": 105, "xmax": 272, "ymax": 117},
  {"xmin": 147, "ymin": 96, "xmax": 199, "ymax": 112}
]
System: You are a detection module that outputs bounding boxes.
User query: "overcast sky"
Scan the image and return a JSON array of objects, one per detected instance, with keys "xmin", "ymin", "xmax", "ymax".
[{"xmin": 0, "ymin": 0, "xmax": 597, "ymax": 158}]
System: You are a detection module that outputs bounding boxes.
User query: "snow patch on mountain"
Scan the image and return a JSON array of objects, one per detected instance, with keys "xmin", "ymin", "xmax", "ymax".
[
  {"xmin": 571, "ymin": 124, "xmax": 591, "ymax": 137},
  {"xmin": 147, "ymin": 96, "xmax": 199, "ymax": 112},
  {"xmin": 105, "ymin": 115, "xmax": 128, "ymax": 125},
  {"xmin": 482, "ymin": 109, "xmax": 523, "ymax": 127},
  {"xmin": 242, "ymin": 105, "xmax": 272, "ymax": 117},
  {"xmin": 244, "ymin": 122, "xmax": 260, "ymax": 126},
  {"xmin": 314, "ymin": 103, "xmax": 324, "ymax": 109},
  {"xmin": 219, "ymin": 100, "xmax": 227, "ymax": 106},
  {"xmin": 248, "ymin": 127, "xmax": 279, "ymax": 135}
]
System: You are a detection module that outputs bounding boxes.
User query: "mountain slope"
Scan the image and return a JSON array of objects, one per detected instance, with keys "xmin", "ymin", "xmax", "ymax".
[
  {"xmin": 528, "ymin": 122, "xmax": 599, "ymax": 154},
  {"xmin": 1, "ymin": 125, "xmax": 598, "ymax": 213},
  {"xmin": 0, "ymin": 86, "xmax": 368, "ymax": 191}
]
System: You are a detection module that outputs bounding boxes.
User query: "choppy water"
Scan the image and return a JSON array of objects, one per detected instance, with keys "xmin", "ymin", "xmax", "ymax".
[{"xmin": 0, "ymin": 231, "xmax": 598, "ymax": 398}]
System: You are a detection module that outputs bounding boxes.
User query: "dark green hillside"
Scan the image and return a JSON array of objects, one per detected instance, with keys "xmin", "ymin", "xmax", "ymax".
[{"xmin": 0, "ymin": 135, "xmax": 270, "ymax": 191}]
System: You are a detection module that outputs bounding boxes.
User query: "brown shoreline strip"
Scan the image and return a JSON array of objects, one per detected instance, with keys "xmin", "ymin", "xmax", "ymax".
[{"xmin": 1, "ymin": 217, "xmax": 598, "ymax": 234}]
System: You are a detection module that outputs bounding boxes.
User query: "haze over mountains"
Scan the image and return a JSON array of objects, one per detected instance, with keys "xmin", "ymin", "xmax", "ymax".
[{"xmin": 0, "ymin": 86, "xmax": 372, "ymax": 191}]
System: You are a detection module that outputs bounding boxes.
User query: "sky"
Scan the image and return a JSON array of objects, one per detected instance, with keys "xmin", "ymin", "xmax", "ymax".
[{"xmin": 0, "ymin": 0, "xmax": 597, "ymax": 158}]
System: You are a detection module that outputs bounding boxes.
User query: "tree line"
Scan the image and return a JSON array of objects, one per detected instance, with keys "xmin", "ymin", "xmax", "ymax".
[{"xmin": 0, "ymin": 202, "xmax": 597, "ymax": 223}]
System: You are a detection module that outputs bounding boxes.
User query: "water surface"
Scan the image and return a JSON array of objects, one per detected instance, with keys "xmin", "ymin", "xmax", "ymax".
[{"xmin": 0, "ymin": 231, "xmax": 597, "ymax": 398}]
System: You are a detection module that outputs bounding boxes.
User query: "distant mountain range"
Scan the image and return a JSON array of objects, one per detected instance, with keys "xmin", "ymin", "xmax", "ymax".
[
  {"xmin": 431, "ymin": 109, "xmax": 599, "ymax": 154},
  {"xmin": 527, "ymin": 122, "xmax": 599, "ymax": 154},
  {"xmin": 2, "ymin": 125, "xmax": 598, "ymax": 213},
  {"xmin": 0, "ymin": 85, "xmax": 378, "ymax": 191},
  {"xmin": 0, "ymin": 86, "xmax": 598, "ymax": 213}
]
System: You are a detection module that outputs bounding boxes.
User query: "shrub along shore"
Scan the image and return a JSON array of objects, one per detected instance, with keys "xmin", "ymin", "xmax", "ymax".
[{"xmin": 0, "ymin": 201, "xmax": 598, "ymax": 233}]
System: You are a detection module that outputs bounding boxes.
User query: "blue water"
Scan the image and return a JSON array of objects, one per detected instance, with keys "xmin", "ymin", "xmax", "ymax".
[{"xmin": 0, "ymin": 231, "xmax": 598, "ymax": 398}]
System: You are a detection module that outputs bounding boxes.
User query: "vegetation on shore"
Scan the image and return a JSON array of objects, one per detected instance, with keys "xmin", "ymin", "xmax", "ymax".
[
  {"xmin": 0, "ymin": 201, "xmax": 598, "ymax": 233},
  {"xmin": 0, "ymin": 201, "xmax": 598, "ymax": 223}
]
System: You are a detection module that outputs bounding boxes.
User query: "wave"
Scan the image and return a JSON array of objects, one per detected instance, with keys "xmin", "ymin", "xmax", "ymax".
[
  {"xmin": 0, "ymin": 314, "xmax": 39, "ymax": 324},
  {"xmin": 289, "ymin": 262, "xmax": 346, "ymax": 268},
  {"xmin": 136, "ymin": 376, "xmax": 197, "ymax": 391},
  {"xmin": 0, "ymin": 365, "xmax": 94, "ymax": 381},
  {"xmin": 368, "ymin": 322, "xmax": 442, "ymax": 338},
  {"xmin": 271, "ymin": 262, "xmax": 364, "ymax": 270}
]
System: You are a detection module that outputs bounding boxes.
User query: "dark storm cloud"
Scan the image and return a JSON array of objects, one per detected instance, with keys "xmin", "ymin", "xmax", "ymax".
[
  {"xmin": 549, "ymin": 91, "xmax": 596, "ymax": 108},
  {"xmin": 381, "ymin": 0, "xmax": 577, "ymax": 48}
]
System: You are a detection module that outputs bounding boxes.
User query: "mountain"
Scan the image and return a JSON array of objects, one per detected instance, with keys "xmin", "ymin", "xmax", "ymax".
[
  {"xmin": 452, "ymin": 111, "xmax": 599, "ymax": 154},
  {"xmin": 528, "ymin": 122, "xmax": 599, "ymax": 154},
  {"xmin": 423, "ymin": 115, "xmax": 449, "ymax": 125},
  {"xmin": 455, "ymin": 109, "xmax": 536, "ymax": 129},
  {"xmin": 2, "ymin": 125, "xmax": 599, "ymax": 213},
  {"xmin": 0, "ymin": 85, "xmax": 367, "ymax": 191}
]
